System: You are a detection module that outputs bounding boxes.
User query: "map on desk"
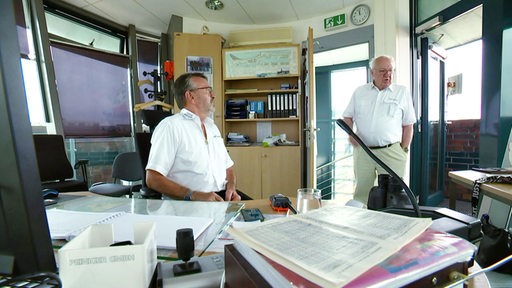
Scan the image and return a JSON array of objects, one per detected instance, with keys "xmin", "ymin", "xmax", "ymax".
[
  {"xmin": 471, "ymin": 167, "xmax": 512, "ymax": 174},
  {"xmin": 46, "ymin": 209, "xmax": 213, "ymax": 249}
]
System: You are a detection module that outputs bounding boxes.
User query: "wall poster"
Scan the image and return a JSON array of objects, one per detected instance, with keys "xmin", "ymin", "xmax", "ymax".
[
  {"xmin": 186, "ymin": 56, "xmax": 213, "ymax": 85},
  {"xmin": 224, "ymin": 46, "xmax": 299, "ymax": 79}
]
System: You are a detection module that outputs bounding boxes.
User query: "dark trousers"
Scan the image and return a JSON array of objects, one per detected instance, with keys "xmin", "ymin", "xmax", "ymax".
[{"xmin": 216, "ymin": 189, "xmax": 252, "ymax": 200}]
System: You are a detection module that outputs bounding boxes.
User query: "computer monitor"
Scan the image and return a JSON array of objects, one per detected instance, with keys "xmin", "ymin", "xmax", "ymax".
[{"xmin": 0, "ymin": 0, "xmax": 57, "ymax": 277}]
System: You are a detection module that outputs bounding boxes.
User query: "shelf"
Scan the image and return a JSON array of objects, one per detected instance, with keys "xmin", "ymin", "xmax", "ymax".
[
  {"xmin": 224, "ymin": 74, "xmax": 300, "ymax": 81},
  {"xmin": 225, "ymin": 117, "xmax": 299, "ymax": 122},
  {"xmin": 227, "ymin": 142, "xmax": 299, "ymax": 147},
  {"xmin": 225, "ymin": 89, "xmax": 299, "ymax": 95}
]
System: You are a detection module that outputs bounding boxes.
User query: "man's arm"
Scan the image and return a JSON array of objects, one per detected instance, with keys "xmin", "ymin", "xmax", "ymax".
[
  {"xmin": 146, "ymin": 169, "xmax": 223, "ymax": 201},
  {"xmin": 224, "ymin": 166, "xmax": 241, "ymax": 201},
  {"xmin": 401, "ymin": 124, "xmax": 414, "ymax": 150},
  {"xmin": 343, "ymin": 117, "xmax": 359, "ymax": 147}
]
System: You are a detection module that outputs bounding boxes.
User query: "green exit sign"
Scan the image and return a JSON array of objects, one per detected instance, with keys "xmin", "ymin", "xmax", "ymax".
[{"xmin": 324, "ymin": 13, "xmax": 346, "ymax": 30}]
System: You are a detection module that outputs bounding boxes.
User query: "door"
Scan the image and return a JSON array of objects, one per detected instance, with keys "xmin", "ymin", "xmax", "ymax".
[
  {"xmin": 303, "ymin": 27, "xmax": 318, "ymax": 188},
  {"xmin": 315, "ymin": 62, "xmax": 368, "ymax": 199},
  {"xmin": 416, "ymin": 37, "xmax": 447, "ymax": 206}
]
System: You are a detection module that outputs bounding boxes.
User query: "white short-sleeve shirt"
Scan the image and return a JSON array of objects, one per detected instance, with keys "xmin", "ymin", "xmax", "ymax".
[
  {"xmin": 342, "ymin": 83, "xmax": 416, "ymax": 147},
  {"xmin": 146, "ymin": 108, "xmax": 233, "ymax": 192}
]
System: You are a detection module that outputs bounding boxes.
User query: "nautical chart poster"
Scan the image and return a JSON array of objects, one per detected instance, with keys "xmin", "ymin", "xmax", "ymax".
[{"xmin": 224, "ymin": 46, "xmax": 299, "ymax": 79}]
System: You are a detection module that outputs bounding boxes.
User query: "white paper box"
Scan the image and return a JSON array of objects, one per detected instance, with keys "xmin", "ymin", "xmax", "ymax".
[{"xmin": 58, "ymin": 223, "xmax": 157, "ymax": 288}]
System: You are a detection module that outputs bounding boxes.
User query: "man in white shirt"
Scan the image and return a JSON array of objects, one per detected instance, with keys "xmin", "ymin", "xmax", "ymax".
[
  {"xmin": 342, "ymin": 55, "xmax": 416, "ymax": 204},
  {"xmin": 146, "ymin": 72, "xmax": 247, "ymax": 201}
]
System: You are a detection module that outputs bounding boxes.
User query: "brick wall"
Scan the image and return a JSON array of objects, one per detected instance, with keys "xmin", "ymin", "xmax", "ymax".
[
  {"xmin": 445, "ymin": 119, "xmax": 480, "ymax": 200},
  {"xmin": 65, "ymin": 138, "xmax": 134, "ymax": 186}
]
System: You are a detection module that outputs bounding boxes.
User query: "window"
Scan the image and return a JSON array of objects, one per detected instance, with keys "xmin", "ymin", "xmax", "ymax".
[
  {"xmin": 445, "ymin": 40, "xmax": 482, "ymax": 120},
  {"xmin": 45, "ymin": 8, "xmax": 124, "ymax": 53},
  {"xmin": 136, "ymin": 38, "xmax": 160, "ymax": 103},
  {"xmin": 50, "ymin": 41, "xmax": 131, "ymax": 137},
  {"xmin": 14, "ymin": 0, "xmax": 46, "ymax": 125}
]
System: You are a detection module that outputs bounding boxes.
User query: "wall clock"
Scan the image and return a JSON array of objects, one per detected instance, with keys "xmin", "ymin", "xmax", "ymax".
[{"xmin": 350, "ymin": 4, "xmax": 371, "ymax": 26}]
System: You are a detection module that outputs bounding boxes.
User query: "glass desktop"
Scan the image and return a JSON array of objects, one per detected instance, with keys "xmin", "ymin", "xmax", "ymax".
[{"xmin": 48, "ymin": 194, "xmax": 244, "ymax": 260}]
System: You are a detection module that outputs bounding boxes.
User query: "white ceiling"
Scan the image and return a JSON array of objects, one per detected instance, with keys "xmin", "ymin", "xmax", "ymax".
[{"xmin": 59, "ymin": 0, "xmax": 362, "ymax": 35}]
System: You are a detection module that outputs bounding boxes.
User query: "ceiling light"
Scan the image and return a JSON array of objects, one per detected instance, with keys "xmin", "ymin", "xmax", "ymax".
[{"xmin": 205, "ymin": 0, "xmax": 224, "ymax": 10}]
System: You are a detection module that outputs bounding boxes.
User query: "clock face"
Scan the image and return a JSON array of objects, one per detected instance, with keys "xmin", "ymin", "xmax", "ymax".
[{"xmin": 351, "ymin": 4, "xmax": 371, "ymax": 26}]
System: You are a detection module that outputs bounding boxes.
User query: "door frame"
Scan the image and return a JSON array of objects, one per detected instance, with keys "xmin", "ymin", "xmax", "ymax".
[
  {"xmin": 302, "ymin": 26, "xmax": 374, "ymax": 189},
  {"xmin": 315, "ymin": 61, "xmax": 369, "ymax": 198},
  {"xmin": 412, "ymin": 37, "xmax": 447, "ymax": 206}
]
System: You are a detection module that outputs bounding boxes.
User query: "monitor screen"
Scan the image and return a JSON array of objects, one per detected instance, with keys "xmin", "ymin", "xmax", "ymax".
[{"xmin": 0, "ymin": 0, "xmax": 57, "ymax": 277}]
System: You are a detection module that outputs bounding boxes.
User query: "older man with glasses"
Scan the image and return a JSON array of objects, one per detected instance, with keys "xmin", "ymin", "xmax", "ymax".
[
  {"xmin": 146, "ymin": 72, "xmax": 250, "ymax": 201},
  {"xmin": 342, "ymin": 55, "xmax": 416, "ymax": 205}
]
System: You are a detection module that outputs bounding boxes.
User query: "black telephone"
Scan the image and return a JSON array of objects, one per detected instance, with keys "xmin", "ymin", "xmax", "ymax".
[{"xmin": 241, "ymin": 208, "xmax": 264, "ymax": 222}]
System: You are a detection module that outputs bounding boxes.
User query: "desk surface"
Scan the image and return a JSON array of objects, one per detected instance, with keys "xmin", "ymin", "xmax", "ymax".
[
  {"xmin": 241, "ymin": 197, "xmax": 490, "ymax": 288},
  {"xmin": 49, "ymin": 193, "xmax": 244, "ymax": 259},
  {"xmin": 54, "ymin": 193, "xmax": 489, "ymax": 287},
  {"xmin": 448, "ymin": 170, "xmax": 512, "ymax": 204}
]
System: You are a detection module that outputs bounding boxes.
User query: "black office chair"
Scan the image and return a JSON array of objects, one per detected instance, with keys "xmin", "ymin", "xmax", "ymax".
[
  {"xmin": 134, "ymin": 109, "xmax": 171, "ymax": 199},
  {"xmin": 89, "ymin": 152, "xmax": 143, "ymax": 197},
  {"xmin": 135, "ymin": 132, "xmax": 162, "ymax": 199},
  {"xmin": 33, "ymin": 134, "xmax": 89, "ymax": 192}
]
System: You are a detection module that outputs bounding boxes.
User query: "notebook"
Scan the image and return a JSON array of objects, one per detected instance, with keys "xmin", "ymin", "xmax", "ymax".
[{"xmin": 46, "ymin": 209, "xmax": 213, "ymax": 249}]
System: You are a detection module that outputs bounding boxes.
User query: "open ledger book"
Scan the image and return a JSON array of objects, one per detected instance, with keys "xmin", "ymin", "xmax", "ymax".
[
  {"xmin": 227, "ymin": 204, "xmax": 432, "ymax": 288},
  {"xmin": 46, "ymin": 209, "xmax": 213, "ymax": 249}
]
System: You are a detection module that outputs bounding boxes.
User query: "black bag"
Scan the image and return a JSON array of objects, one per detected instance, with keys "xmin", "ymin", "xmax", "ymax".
[{"xmin": 475, "ymin": 214, "xmax": 512, "ymax": 274}]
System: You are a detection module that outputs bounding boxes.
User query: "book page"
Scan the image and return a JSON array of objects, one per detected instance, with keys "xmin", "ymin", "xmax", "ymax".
[
  {"xmin": 46, "ymin": 209, "xmax": 213, "ymax": 249},
  {"xmin": 46, "ymin": 209, "xmax": 124, "ymax": 240},
  {"xmin": 227, "ymin": 205, "xmax": 432, "ymax": 288},
  {"xmin": 108, "ymin": 213, "xmax": 213, "ymax": 249}
]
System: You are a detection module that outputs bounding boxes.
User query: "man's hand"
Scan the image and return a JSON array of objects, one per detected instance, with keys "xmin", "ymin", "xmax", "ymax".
[
  {"xmin": 192, "ymin": 191, "xmax": 224, "ymax": 202},
  {"xmin": 349, "ymin": 136, "xmax": 359, "ymax": 147},
  {"xmin": 225, "ymin": 188, "xmax": 241, "ymax": 201}
]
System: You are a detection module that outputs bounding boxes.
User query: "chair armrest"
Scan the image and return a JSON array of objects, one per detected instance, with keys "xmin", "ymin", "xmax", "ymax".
[
  {"xmin": 90, "ymin": 182, "xmax": 107, "ymax": 188},
  {"xmin": 74, "ymin": 159, "xmax": 89, "ymax": 169},
  {"xmin": 74, "ymin": 159, "xmax": 90, "ymax": 186}
]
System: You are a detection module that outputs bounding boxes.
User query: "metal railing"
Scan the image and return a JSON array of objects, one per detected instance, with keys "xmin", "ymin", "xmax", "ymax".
[{"xmin": 316, "ymin": 153, "xmax": 355, "ymax": 200}]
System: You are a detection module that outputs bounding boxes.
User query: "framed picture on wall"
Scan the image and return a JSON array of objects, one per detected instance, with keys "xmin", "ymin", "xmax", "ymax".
[
  {"xmin": 187, "ymin": 56, "xmax": 213, "ymax": 86},
  {"xmin": 223, "ymin": 45, "xmax": 299, "ymax": 79}
]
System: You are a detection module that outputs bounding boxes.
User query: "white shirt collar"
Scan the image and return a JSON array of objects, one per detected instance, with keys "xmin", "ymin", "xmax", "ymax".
[{"xmin": 371, "ymin": 82, "xmax": 395, "ymax": 92}]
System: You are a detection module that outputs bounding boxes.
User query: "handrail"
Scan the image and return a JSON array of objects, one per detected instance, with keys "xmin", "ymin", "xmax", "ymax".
[{"xmin": 316, "ymin": 154, "xmax": 353, "ymax": 171}]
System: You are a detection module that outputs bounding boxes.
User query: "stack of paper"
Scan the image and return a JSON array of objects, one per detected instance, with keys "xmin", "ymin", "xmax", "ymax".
[
  {"xmin": 228, "ymin": 204, "xmax": 432, "ymax": 287},
  {"xmin": 46, "ymin": 209, "xmax": 213, "ymax": 249}
]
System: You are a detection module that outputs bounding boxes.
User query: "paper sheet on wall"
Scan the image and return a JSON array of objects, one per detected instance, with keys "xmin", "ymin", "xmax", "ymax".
[{"xmin": 502, "ymin": 127, "xmax": 512, "ymax": 168}]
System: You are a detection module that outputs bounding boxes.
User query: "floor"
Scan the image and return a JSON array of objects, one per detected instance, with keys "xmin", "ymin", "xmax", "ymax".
[{"xmin": 436, "ymin": 199, "xmax": 512, "ymax": 287}]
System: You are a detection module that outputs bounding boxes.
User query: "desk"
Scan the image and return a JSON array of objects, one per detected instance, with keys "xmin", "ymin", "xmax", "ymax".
[
  {"xmin": 49, "ymin": 193, "xmax": 244, "ymax": 259},
  {"xmin": 448, "ymin": 170, "xmax": 512, "ymax": 210},
  {"xmin": 238, "ymin": 198, "xmax": 490, "ymax": 288}
]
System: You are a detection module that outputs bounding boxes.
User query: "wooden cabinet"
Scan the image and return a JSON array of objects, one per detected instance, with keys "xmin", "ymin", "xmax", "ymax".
[
  {"xmin": 222, "ymin": 43, "xmax": 302, "ymax": 199},
  {"xmin": 228, "ymin": 146, "xmax": 300, "ymax": 199},
  {"xmin": 173, "ymin": 33, "xmax": 224, "ymax": 129}
]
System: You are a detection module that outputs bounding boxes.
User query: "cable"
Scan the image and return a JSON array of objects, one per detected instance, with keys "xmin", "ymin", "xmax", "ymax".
[
  {"xmin": 287, "ymin": 201, "xmax": 298, "ymax": 214},
  {"xmin": 444, "ymin": 255, "xmax": 512, "ymax": 287},
  {"xmin": 1, "ymin": 272, "xmax": 62, "ymax": 287},
  {"xmin": 335, "ymin": 119, "xmax": 422, "ymax": 217}
]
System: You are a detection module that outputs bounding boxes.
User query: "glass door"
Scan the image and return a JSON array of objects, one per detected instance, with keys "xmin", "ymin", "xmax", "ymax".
[{"xmin": 418, "ymin": 37, "xmax": 447, "ymax": 205}]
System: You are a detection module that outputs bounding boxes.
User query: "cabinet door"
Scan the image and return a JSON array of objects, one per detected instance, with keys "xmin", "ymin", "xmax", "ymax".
[
  {"xmin": 227, "ymin": 146, "xmax": 262, "ymax": 199},
  {"xmin": 261, "ymin": 146, "xmax": 301, "ymax": 199},
  {"xmin": 174, "ymin": 33, "xmax": 223, "ymax": 130}
]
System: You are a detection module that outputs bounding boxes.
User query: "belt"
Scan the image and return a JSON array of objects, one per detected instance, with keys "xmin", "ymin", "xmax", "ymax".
[{"xmin": 368, "ymin": 143, "xmax": 395, "ymax": 150}]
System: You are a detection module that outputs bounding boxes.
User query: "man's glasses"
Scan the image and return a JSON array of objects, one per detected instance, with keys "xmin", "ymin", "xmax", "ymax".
[
  {"xmin": 376, "ymin": 69, "xmax": 394, "ymax": 75},
  {"xmin": 190, "ymin": 86, "xmax": 213, "ymax": 93}
]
